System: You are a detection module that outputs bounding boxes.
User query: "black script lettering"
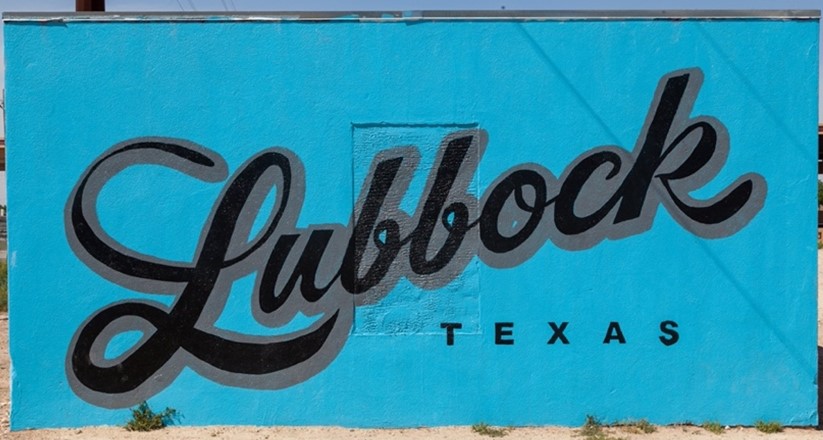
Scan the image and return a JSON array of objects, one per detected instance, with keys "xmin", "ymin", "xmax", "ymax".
[
  {"xmin": 409, "ymin": 136, "xmax": 474, "ymax": 275},
  {"xmin": 65, "ymin": 68, "xmax": 766, "ymax": 408},
  {"xmin": 65, "ymin": 140, "xmax": 354, "ymax": 408},
  {"xmin": 550, "ymin": 68, "xmax": 765, "ymax": 250},
  {"xmin": 481, "ymin": 169, "xmax": 549, "ymax": 253},
  {"xmin": 477, "ymin": 162, "xmax": 558, "ymax": 268},
  {"xmin": 659, "ymin": 320, "xmax": 680, "ymax": 346},
  {"xmin": 340, "ymin": 156, "xmax": 409, "ymax": 294},
  {"xmin": 554, "ymin": 150, "xmax": 624, "ymax": 235}
]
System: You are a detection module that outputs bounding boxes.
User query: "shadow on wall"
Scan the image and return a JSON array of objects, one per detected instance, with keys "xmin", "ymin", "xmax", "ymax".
[{"xmin": 818, "ymin": 346, "xmax": 822, "ymax": 428}]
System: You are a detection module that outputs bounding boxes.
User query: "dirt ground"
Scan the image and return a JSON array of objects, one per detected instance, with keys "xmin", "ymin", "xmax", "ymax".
[{"xmin": 2, "ymin": 254, "xmax": 823, "ymax": 440}]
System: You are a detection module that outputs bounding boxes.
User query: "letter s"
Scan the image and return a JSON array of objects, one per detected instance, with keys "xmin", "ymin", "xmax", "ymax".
[{"xmin": 659, "ymin": 320, "xmax": 679, "ymax": 346}]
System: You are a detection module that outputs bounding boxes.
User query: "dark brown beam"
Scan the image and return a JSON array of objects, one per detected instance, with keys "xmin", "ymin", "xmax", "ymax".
[
  {"xmin": 819, "ymin": 126, "xmax": 823, "ymax": 174},
  {"xmin": 76, "ymin": 0, "xmax": 105, "ymax": 12}
]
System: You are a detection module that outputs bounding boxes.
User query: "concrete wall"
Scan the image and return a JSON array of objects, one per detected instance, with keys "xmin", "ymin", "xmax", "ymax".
[{"xmin": 3, "ymin": 12, "xmax": 819, "ymax": 429}]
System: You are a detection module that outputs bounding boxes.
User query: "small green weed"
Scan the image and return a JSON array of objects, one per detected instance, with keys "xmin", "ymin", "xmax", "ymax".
[
  {"xmin": 754, "ymin": 420, "xmax": 782, "ymax": 434},
  {"xmin": 701, "ymin": 421, "xmax": 724, "ymax": 434},
  {"xmin": 471, "ymin": 422, "xmax": 509, "ymax": 437},
  {"xmin": 124, "ymin": 401, "xmax": 178, "ymax": 432},
  {"xmin": 577, "ymin": 415, "xmax": 627, "ymax": 440},
  {"xmin": 615, "ymin": 418, "xmax": 656, "ymax": 434}
]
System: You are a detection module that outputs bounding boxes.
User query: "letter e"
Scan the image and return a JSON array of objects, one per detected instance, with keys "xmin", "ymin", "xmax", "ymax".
[{"xmin": 495, "ymin": 322, "xmax": 514, "ymax": 345}]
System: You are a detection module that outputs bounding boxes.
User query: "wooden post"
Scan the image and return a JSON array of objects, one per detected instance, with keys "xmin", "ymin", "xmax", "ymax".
[
  {"xmin": 819, "ymin": 125, "xmax": 823, "ymax": 174},
  {"xmin": 76, "ymin": 0, "xmax": 105, "ymax": 12}
]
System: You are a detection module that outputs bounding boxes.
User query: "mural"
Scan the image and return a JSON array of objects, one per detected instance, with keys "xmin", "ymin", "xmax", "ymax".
[
  {"xmin": 65, "ymin": 69, "xmax": 765, "ymax": 407},
  {"xmin": 4, "ymin": 12, "xmax": 818, "ymax": 429}
]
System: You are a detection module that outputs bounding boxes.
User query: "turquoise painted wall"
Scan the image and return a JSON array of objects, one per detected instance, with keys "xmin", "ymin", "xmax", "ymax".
[{"xmin": 3, "ymin": 13, "xmax": 818, "ymax": 429}]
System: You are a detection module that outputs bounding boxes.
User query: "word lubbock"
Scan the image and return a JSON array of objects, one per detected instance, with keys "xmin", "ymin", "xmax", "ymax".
[{"xmin": 65, "ymin": 68, "xmax": 765, "ymax": 407}]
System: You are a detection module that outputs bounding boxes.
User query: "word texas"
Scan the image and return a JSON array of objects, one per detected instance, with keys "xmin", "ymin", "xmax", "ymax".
[{"xmin": 65, "ymin": 69, "xmax": 765, "ymax": 407}]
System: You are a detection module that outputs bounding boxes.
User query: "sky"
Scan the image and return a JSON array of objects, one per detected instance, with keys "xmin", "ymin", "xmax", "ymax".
[{"xmin": 1, "ymin": 0, "xmax": 823, "ymax": 137}]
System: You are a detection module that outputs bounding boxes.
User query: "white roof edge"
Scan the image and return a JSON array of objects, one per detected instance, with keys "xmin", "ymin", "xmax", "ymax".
[{"xmin": 3, "ymin": 10, "xmax": 821, "ymax": 22}]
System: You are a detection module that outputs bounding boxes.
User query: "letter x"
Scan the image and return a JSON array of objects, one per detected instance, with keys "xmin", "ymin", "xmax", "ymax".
[{"xmin": 548, "ymin": 322, "xmax": 569, "ymax": 344}]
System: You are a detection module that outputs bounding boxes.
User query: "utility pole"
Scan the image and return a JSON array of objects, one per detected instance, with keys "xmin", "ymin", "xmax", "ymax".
[{"xmin": 76, "ymin": 0, "xmax": 105, "ymax": 12}]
